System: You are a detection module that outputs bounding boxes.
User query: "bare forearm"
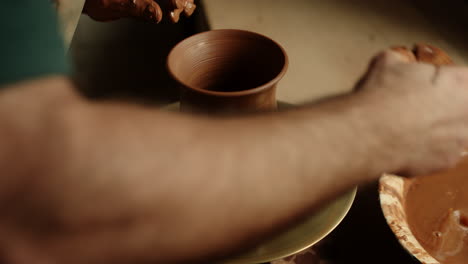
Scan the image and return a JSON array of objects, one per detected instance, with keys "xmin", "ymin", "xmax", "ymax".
[
  {"xmin": 0, "ymin": 77, "xmax": 76, "ymax": 204},
  {"xmin": 0, "ymin": 77, "xmax": 398, "ymax": 263},
  {"xmin": 163, "ymin": 94, "xmax": 396, "ymax": 258},
  {"xmin": 52, "ymin": 94, "xmax": 396, "ymax": 262},
  {"xmin": 0, "ymin": 114, "xmax": 20, "ymax": 203}
]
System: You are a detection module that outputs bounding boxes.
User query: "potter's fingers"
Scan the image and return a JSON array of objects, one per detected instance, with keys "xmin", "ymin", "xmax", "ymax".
[
  {"xmin": 137, "ymin": 0, "xmax": 163, "ymax": 23},
  {"xmin": 170, "ymin": 8, "xmax": 183, "ymax": 23},
  {"xmin": 353, "ymin": 50, "xmax": 412, "ymax": 92},
  {"xmin": 84, "ymin": 0, "xmax": 164, "ymax": 22},
  {"xmin": 171, "ymin": 0, "xmax": 183, "ymax": 9},
  {"xmin": 366, "ymin": 50, "xmax": 410, "ymax": 78},
  {"xmin": 169, "ymin": 0, "xmax": 196, "ymax": 21},
  {"xmin": 183, "ymin": 0, "xmax": 196, "ymax": 17},
  {"xmin": 352, "ymin": 54, "xmax": 381, "ymax": 92},
  {"xmin": 390, "ymin": 46, "xmax": 418, "ymax": 63},
  {"xmin": 171, "ymin": 0, "xmax": 192, "ymax": 10},
  {"xmin": 156, "ymin": 0, "xmax": 192, "ymax": 22},
  {"xmin": 374, "ymin": 49, "xmax": 417, "ymax": 67},
  {"xmin": 413, "ymin": 43, "xmax": 455, "ymax": 66}
]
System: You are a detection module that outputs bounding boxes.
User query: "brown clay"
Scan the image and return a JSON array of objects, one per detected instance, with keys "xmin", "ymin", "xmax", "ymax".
[
  {"xmin": 413, "ymin": 43, "xmax": 455, "ymax": 66},
  {"xmin": 167, "ymin": 29, "xmax": 288, "ymax": 114},
  {"xmin": 406, "ymin": 158, "xmax": 468, "ymax": 264},
  {"xmin": 390, "ymin": 44, "xmax": 454, "ymax": 65}
]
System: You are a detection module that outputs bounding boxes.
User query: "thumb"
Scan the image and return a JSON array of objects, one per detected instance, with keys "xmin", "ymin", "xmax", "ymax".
[{"xmin": 373, "ymin": 48, "xmax": 416, "ymax": 68}]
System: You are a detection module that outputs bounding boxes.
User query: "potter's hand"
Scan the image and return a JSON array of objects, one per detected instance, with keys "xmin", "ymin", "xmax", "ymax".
[
  {"xmin": 82, "ymin": 0, "xmax": 196, "ymax": 23},
  {"xmin": 354, "ymin": 49, "xmax": 468, "ymax": 176}
]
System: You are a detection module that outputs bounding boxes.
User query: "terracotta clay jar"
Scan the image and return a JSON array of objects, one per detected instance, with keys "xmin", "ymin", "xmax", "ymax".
[{"xmin": 167, "ymin": 29, "xmax": 288, "ymax": 114}]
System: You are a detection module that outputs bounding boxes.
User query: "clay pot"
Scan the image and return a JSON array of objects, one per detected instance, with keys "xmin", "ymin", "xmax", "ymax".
[{"xmin": 167, "ymin": 29, "xmax": 288, "ymax": 114}]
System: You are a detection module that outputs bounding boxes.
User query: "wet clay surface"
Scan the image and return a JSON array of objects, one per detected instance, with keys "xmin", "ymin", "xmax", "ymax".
[
  {"xmin": 406, "ymin": 158, "xmax": 468, "ymax": 264},
  {"xmin": 168, "ymin": 30, "xmax": 288, "ymax": 114},
  {"xmin": 391, "ymin": 43, "xmax": 455, "ymax": 65}
]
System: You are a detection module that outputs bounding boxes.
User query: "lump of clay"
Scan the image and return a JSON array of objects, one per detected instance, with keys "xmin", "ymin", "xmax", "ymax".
[{"xmin": 413, "ymin": 43, "xmax": 455, "ymax": 66}]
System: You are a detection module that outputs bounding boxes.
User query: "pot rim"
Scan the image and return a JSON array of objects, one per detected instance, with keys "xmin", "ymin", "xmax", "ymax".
[{"xmin": 167, "ymin": 29, "xmax": 289, "ymax": 98}]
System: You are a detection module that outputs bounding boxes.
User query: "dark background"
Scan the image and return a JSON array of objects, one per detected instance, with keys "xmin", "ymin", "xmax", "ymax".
[{"xmin": 314, "ymin": 182, "xmax": 420, "ymax": 264}]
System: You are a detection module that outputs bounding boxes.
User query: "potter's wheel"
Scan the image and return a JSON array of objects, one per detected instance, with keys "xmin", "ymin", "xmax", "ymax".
[{"xmin": 164, "ymin": 101, "xmax": 357, "ymax": 263}]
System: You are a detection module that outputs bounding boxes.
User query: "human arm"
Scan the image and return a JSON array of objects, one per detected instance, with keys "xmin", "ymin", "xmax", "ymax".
[
  {"xmin": 2, "ymin": 51, "xmax": 468, "ymax": 264},
  {"xmin": 0, "ymin": 76, "xmax": 374, "ymax": 263}
]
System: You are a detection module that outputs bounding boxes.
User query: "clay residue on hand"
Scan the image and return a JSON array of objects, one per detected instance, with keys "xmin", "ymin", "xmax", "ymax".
[
  {"xmin": 413, "ymin": 43, "xmax": 455, "ymax": 66},
  {"xmin": 150, "ymin": 0, "xmax": 197, "ymax": 23},
  {"xmin": 391, "ymin": 43, "xmax": 455, "ymax": 66},
  {"xmin": 406, "ymin": 158, "xmax": 468, "ymax": 264}
]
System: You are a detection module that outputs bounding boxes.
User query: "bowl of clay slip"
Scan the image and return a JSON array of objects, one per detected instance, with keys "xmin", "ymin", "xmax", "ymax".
[
  {"xmin": 379, "ymin": 174, "xmax": 440, "ymax": 264},
  {"xmin": 379, "ymin": 44, "xmax": 456, "ymax": 264}
]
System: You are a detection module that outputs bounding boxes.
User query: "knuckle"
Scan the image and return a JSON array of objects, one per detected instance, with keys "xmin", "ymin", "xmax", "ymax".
[{"xmin": 375, "ymin": 50, "xmax": 401, "ymax": 66}]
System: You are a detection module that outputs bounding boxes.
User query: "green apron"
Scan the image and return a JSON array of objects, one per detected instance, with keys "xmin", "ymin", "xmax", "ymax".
[{"xmin": 0, "ymin": 1, "xmax": 70, "ymax": 87}]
